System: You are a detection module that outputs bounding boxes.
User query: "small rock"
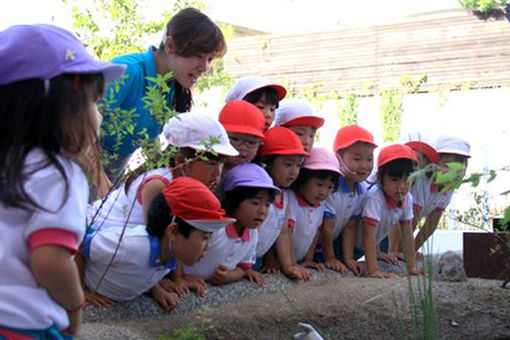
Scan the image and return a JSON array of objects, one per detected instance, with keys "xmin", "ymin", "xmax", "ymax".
[
  {"xmin": 436, "ymin": 251, "xmax": 467, "ymax": 282},
  {"xmin": 450, "ymin": 320, "xmax": 459, "ymax": 327}
]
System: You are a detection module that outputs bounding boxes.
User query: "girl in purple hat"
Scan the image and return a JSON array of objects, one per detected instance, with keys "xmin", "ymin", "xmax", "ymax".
[
  {"xmin": 0, "ymin": 24, "xmax": 124, "ymax": 338},
  {"xmin": 183, "ymin": 163, "xmax": 279, "ymax": 287}
]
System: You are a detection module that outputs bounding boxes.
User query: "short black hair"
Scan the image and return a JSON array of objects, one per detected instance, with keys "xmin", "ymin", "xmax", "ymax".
[
  {"xmin": 243, "ymin": 87, "xmax": 280, "ymax": 108},
  {"xmin": 146, "ymin": 193, "xmax": 194, "ymax": 238},
  {"xmin": 378, "ymin": 158, "xmax": 415, "ymax": 180},
  {"xmin": 293, "ymin": 168, "xmax": 340, "ymax": 192},
  {"xmin": 222, "ymin": 186, "xmax": 276, "ymax": 216}
]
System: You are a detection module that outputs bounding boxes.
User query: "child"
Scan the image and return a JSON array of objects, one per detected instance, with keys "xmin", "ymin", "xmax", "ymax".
[
  {"xmin": 288, "ymin": 147, "xmax": 341, "ymax": 270},
  {"xmin": 226, "ymin": 75, "xmax": 287, "ymax": 130},
  {"xmin": 90, "ymin": 112, "xmax": 238, "ymax": 231},
  {"xmin": 320, "ymin": 125, "xmax": 377, "ymax": 276},
  {"xmin": 358, "ymin": 144, "xmax": 422, "ymax": 279},
  {"xmin": 256, "ymin": 126, "xmax": 311, "ymax": 280},
  {"xmin": 0, "ymin": 24, "xmax": 124, "ymax": 338},
  {"xmin": 413, "ymin": 135, "xmax": 471, "ymax": 251},
  {"xmin": 184, "ymin": 163, "xmax": 280, "ymax": 286},
  {"xmin": 82, "ymin": 177, "xmax": 234, "ymax": 310},
  {"xmin": 388, "ymin": 131, "xmax": 439, "ymax": 257},
  {"xmin": 274, "ymin": 98, "xmax": 324, "ymax": 152},
  {"xmin": 218, "ymin": 100, "xmax": 266, "ymax": 172},
  {"xmin": 101, "ymin": 8, "xmax": 227, "ymax": 177}
]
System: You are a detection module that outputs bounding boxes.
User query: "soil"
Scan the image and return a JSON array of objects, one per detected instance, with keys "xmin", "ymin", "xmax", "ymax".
[{"xmin": 80, "ymin": 276, "xmax": 510, "ymax": 340}]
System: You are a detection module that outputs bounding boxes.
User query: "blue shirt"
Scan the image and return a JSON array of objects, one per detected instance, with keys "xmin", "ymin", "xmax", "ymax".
[{"xmin": 101, "ymin": 47, "xmax": 175, "ymax": 156}]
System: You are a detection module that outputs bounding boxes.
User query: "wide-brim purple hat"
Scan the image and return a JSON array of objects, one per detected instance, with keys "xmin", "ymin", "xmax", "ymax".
[{"xmin": 0, "ymin": 24, "xmax": 125, "ymax": 86}]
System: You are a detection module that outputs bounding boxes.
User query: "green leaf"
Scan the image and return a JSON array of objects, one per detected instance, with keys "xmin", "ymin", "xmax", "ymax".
[{"xmin": 502, "ymin": 206, "xmax": 510, "ymax": 226}]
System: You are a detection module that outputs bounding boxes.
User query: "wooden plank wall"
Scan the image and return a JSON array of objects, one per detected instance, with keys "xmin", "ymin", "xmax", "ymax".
[{"xmin": 223, "ymin": 12, "xmax": 510, "ymax": 95}]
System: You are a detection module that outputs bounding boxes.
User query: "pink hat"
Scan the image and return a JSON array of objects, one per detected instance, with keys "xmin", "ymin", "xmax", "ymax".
[
  {"xmin": 302, "ymin": 147, "xmax": 341, "ymax": 174},
  {"xmin": 226, "ymin": 75, "xmax": 286, "ymax": 103},
  {"xmin": 274, "ymin": 98, "xmax": 324, "ymax": 128},
  {"xmin": 163, "ymin": 112, "xmax": 239, "ymax": 156}
]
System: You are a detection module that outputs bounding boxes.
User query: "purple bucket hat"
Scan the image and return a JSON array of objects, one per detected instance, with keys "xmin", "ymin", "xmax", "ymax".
[
  {"xmin": 0, "ymin": 24, "xmax": 125, "ymax": 86},
  {"xmin": 222, "ymin": 163, "xmax": 281, "ymax": 194}
]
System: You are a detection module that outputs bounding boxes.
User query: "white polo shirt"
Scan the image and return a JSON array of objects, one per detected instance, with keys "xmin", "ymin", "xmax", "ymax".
[
  {"xmin": 83, "ymin": 224, "xmax": 175, "ymax": 302},
  {"xmin": 256, "ymin": 192, "xmax": 288, "ymax": 257},
  {"xmin": 324, "ymin": 176, "xmax": 368, "ymax": 239},
  {"xmin": 88, "ymin": 167, "xmax": 173, "ymax": 230},
  {"xmin": 0, "ymin": 150, "xmax": 88, "ymax": 330},
  {"xmin": 183, "ymin": 225, "xmax": 258, "ymax": 280},
  {"xmin": 411, "ymin": 176, "xmax": 453, "ymax": 220},
  {"xmin": 357, "ymin": 184, "xmax": 414, "ymax": 250},
  {"xmin": 287, "ymin": 189, "xmax": 326, "ymax": 262}
]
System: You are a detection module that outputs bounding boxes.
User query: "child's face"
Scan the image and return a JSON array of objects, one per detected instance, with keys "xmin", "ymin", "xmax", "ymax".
[
  {"xmin": 286, "ymin": 125, "xmax": 317, "ymax": 152},
  {"xmin": 172, "ymin": 229, "xmax": 212, "ymax": 266},
  {"xmin": 233, "ymin": 189, "xmax": 272, "ymax": 229},
  {"xmin": 299, "ymin": 177, "xmax": 335, "ymax": 206},
  {"xmin": 226, "ymin": 132, "xmax": 262, "ymax": 167},
  {"xmin": 184, "ymin": 158, "xmax": 224, "ymax": 191},
  {"xmin": 338, "ymin": 142, "xmax": 375, "ymax": 182},
  {"xmin": 251, "ymin": 93, "xmax": 276, "ymax": 130},
  {"xmin": 267, "ymin": 155, "xmax": 303, "ymax": 188},
  {"xmin": 438, "ymin": 153, "xmax": 469, "ymax": 183},
  {"xmin": 380, "ymin": 173, "xmax": 412, "ymax": 204}
]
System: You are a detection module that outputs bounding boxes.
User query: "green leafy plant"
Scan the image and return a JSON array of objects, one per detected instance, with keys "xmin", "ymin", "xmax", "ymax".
[
  {"xmin": 459, "ymin": 0, "xmax": 508, "ymax": 12},
  {"xmin": 159, "ymin": 326, "xmax": 206, "ymax": 340}
]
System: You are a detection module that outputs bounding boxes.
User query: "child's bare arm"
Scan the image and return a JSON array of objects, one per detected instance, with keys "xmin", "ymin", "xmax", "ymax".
[
  {"xmin": 31, "ymin": 245, "xmax": 85, "ymax": 336},
  {"xmin": 320, "ymin": 217, "xmax": 345, "ymax": 272},
  {"xmin": 150, "ymin": 282, "xmax": 181, "ymax": 311},
  {"xmin": 400, "ymin": 222, "xmax": 422, "ymax": 275},
  {"xmin": 261, "ymin": 247, "xmax": 281, "ymax": 273},
  {"xmin": 414, "ymin": 210, "xmax": 442, "ymax": 251},
  {"xmin": 140, "ymin": 179, "xmax": 168, "ymax": 224},
  {"xmin": 363, "ymin": 223, "xmax": 397, "ymax": 278},
  {"xmin": 301, "ymin": 231, "xmax": 325, "ymax": 272},
  {"xmin": 75, "ymin": 252, "xmax": 115, "ymax": 307},
  {"xmin": 342, "ymin": 219, "xmax": 363, "ymax": 276},
  {"xmin": 210, "ymin": 265, "xmax": 245, "ymax": 285}
]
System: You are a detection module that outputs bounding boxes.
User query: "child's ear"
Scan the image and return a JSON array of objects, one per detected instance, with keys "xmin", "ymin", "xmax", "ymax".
[{"xmin": 166, "ymin": 222, "xmax": 179, "ymax": 242}]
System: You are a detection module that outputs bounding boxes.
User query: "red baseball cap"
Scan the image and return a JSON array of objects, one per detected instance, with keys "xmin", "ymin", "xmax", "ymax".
[
  {"xmin": 163, "ymin": 177, "xmax": 235, "ymax": 232},
  {"xmin": 334, "ymin": 124, "xmax": 377, "ymax": 152},
  {"xmin": 377, "ymin": 144, "xmax": 418, "ymax": 168},
  {"xmin": 219, "ymin": 100, "xmax": 265, "ymax": 139},
  {"xmin": 259, "ymin": 126, "xmax": 309, "ymax": 156},
  {"xmin": 399, "ymin": 131, "xmax": 439, "ymax": 164}
]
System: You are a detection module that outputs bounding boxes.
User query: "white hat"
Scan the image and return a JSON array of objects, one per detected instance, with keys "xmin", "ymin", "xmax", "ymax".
[
  {"xmin": 435, "ymin": 135, "xmax": 471, "ymax": 158},
  {"xmin": 274, "ymin": 98, "xmax": 325, "ymax": 128},
  {"xmin": 399, "ymin": 131, "xmax": 439, "ymax": 163},
  {"xmin": 163, "ymin": 112, "xmax": 239, "ymax": 156},
  {"xmin": 225, "ymin": 75, "xmax": 286, "ymax": 103}
]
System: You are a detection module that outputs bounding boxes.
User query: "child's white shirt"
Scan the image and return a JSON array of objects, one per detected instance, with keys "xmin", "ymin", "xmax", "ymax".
[
  {"xmin": 287, "ymin": 189, "xmax": 326, "ymax": 262},
  {"xmin": 357, "ymin": 184, "xmax": 414, "ymax": 250},
  {"xmin": 0, "ymin": 150, "xmax": 88, "ymax": 330},
  {"xmin": 83, "ymin": 224, "xmax": 175, "ymax": 302},
  {"xmin": 183, "ymin": 225, "xmax": 258, "ymax": 280},
  {"xmin": 323, "ymin": 176, "xmax": 368, "ymax": 239},
  {"xmin": 411, "ymin": 176, "xmax": 453, "ymax": 220},
  {"xmin": 256, "ymin": 191, "xmax": 288, "ymax": 257},
  {"xmin": 88, "ymin": 167, "xmax": 173, "ymax": 230}
]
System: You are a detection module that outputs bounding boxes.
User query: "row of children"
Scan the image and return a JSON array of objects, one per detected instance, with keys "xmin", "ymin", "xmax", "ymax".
[{"xmin": 0, "ymin": 22, "xmax": 470, "ymax": 338}]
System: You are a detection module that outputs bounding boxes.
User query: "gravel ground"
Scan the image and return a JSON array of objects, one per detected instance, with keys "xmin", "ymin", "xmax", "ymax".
[{"xmin": 80, "ymin": 259, "xmax": 510, "ymax": 339}]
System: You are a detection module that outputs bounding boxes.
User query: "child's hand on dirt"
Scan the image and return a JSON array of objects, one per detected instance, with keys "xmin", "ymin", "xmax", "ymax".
[
  {"xmin": 283, "ymin": 264, "xmax": 306, "ymax": 281},
  {"xmin": 389, "ymin": 251, "xmax": 406, "ymax": 261},
  {"xmin": 377, "ymin": 251, "xmax": 399, "ymax": 265},
  {"xmin": 84, "ymin": 287, "xmax": 115, "ymax": 307},
  {"xmin": 369, "ymin": 270, "xmax": 399, "ymax": 279},
  {"xmin": 261, "ymin": 255, "xmax": 281, "ymax": 274},
  {"xmin": 159, "ymin": 277, "xmax": 189, "ymax": 298},
  {"xmin": 245, "ymin": 269, "xmax": 265, "ymax": 286},
  {"xmin": 184, "ymin": 275, "xmax": 207, "ymax": 297},
  {"xmin": 302, "ymin": 259, "xmax": 326, "ymax": 272},
  {"xmin": 408, "ymin": 267, "xmax": 425, "ymax": 276},
  {"xmin": 324, "ymin": 257, "xmax": 347, "ymax": 273},
  {"xmin": 345, "ymin": 259, "xmax": 364, "ymax": 277},
  {"xmin": 296, "ymin": 265, "xmax": 313, "ymax": 280},
  {"xmin": 210, "ymin": 265, "xmax": 230, "ymax": 285},
  {"xmin": 151, "ymin": 284, "xmax": 181, "ymax": 311}
]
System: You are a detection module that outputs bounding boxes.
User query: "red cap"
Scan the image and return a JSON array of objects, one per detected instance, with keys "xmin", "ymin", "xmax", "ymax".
[
  {"xmin": 259, "ymin": 126, "xmax": 309, "ymax": 156},
  {"xmin": 219, "ymin": 100, "xmax": 265, "ymax": 139},
  {"xmin": 334, "ymin": 124, "xmax": 377, "ymax": 152},
  {"xmin": 163, "ymin": 177, "xmax": 235, "ymax": 232},
  {"xmin": 377, "ymin": 144, "xmax": 418, "ymax": 168},
  {"xmin": 405, "ymin": 141, "xmax": 439, "ymax": 164}
]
